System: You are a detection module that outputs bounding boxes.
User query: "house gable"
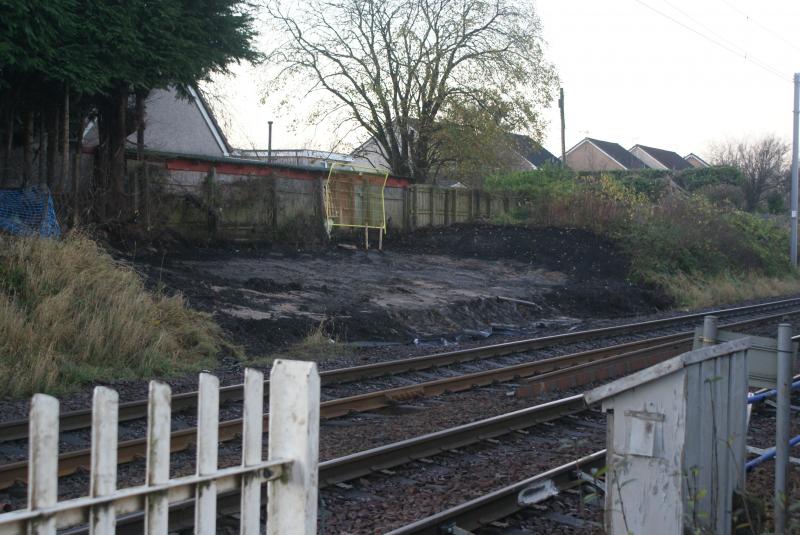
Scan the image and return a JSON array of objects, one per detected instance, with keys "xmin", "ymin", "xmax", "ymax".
[
  {"xmin": 684, "ymin": 153, "xmax": 710, "ymax": 168},
  {"xmin": 630, "ymin": 145, "xmax": 692, "ymax": 171},
  {"xmin": 564, "ymin": 138, "xmax": 645, "ymax": 171},
  {"xmin": 128, "ymin": 86, "xmax": 230, "ymax": 158},
  {"xmin": 630, "ymin": 146, "xmax": 668, "ymax": 170}
]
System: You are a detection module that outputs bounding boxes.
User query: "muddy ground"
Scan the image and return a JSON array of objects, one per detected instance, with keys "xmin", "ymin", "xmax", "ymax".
[{"xmin": 126, "ymin": 224, "xmax": 669, "ymax": 357}]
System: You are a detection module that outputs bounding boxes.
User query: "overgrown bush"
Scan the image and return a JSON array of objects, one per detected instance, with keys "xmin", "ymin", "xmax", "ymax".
[
  {"xmin": 695, "ymin": 183, "xmax": 746, "ymax": 210},
  {"xmin": 579, "ymin": 169, "xmax": 672, "ymax": 200},
  {"xmin": 0, "ymin": 234, "xmax": 223, "ymax": 396},
  {"xmin": 486, "ymin": 170, "xmax": 798, "ymax": 306},
  {"xmin": 675, "ymin": 165, "xmax": 744, "ymax": 192}
]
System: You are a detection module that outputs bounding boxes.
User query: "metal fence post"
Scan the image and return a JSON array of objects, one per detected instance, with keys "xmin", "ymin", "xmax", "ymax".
[
  {"xmin": 267, "ymin": 359, "xmax": 320, "ymax": 535},
  {"xmin": 775, "ymin": 323, "xmax": 793, "ymax": 534},
  {"xmin": 702, "ymin": 315, "xmax": 718, "ymax": 347}
]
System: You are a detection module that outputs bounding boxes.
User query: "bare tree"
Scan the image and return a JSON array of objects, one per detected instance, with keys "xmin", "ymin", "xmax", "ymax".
[
  {"xmin": 710, "ymin": 135, "xmax": 789, "ymax": 211},
  {"xmin": 265, "ymin": 0, "xmax": 558, "ymax": 182}
]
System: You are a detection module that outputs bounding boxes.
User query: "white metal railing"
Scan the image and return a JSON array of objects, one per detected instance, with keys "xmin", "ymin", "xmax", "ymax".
[{"xmin": 0, "ymin": 359, "xmax": 320, "ymax": 535}]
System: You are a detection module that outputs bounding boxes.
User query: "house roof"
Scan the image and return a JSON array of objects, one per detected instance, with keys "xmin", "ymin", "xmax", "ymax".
[
  {"xmin": 684, "ymin": 153, "xmax": 710, "ymax": 167},
  {"xmin": 631, "ymin": 144, "xmax": 692, "ymax": 171},
  {"xmin": 509, "ymin": 134, "xmax": 560, "ymax": 167},
  {"xmin": 582, "ymin": 138, "xmax": 646, "ymax": 169},
  {"xmin": 190, "ymin": 86, "xmax": 233, "ymax": 156},
  {"xmin": 84, "ymin": 85, "xmax": 232, "ymax": 158}
]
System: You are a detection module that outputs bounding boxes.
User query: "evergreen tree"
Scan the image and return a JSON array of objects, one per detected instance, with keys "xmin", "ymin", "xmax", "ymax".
[{"xmin": 0, "ymin": 0, "xmax": 259, "ymax": 215}]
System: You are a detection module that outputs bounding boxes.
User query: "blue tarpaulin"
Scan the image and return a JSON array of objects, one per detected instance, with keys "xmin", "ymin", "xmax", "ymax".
[{"xmin": 0, "ymin": 186, "xmax": 61, "ymax": 238}]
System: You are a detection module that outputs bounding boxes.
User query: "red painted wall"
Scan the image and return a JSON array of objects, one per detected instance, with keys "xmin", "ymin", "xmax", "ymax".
[{"xmin": 164, "ymin": 157, "xmax": 411, "ymax": 188}]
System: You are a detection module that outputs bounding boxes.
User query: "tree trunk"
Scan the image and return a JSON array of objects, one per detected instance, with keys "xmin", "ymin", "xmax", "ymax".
[
  {"xmin": 72, "ymin": 110, "xmax": 84, "ymax": 227},
  {"xmin": 38, "ymin": 113, "xmax": 46, "ymax": 185},
  {"xmin": 1, "ymin": 107, "xmax": 12, "ymax": 187},
  {"xmin": 135, "ymin": 89, "xmax": 146, "ymax": 217},
  {"xmin": 108, "ymin": 84, "xmax": 128, "ymax": 218},
  {"xmin": 60, "ymin": 86, "xmax": 70, "ymax": 195},
  {"xmin": 46, "ymin": 104, "xmax": 59, "ymax": 190},
  {"xmin": 22, "ymin": 110, "xmax": 33, "ymax": 186},
  {"xmin": 136, "ymin": 90, "xmax": 146, "ymax": 160},
  {"xmin": 94, "ymin": 104, "xmax": 110, "ymax": 221}
]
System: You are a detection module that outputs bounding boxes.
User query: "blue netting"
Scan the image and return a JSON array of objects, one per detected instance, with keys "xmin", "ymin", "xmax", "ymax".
[{"xmin": 0, "ymin": 186, "xmax": 61, "ymax": 238}]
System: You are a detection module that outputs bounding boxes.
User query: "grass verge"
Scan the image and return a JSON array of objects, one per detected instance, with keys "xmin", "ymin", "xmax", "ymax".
[
  {"xmin": 656, "ymin": 272, "xmax": 800, "ymax": 309},
  {"xmin": 0, "ymin": 233, "xmax": 222, "ymax": 397}
]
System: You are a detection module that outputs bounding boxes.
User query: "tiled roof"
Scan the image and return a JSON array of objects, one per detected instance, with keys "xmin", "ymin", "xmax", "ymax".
[
  {"xmin": 509, "ymin": 134, "xmax": 560, "ymax": 167},
  {"xmin": 632, "ymin": 144, "xmax": 692, "ymax": 170},
  {"xmin": 585, "ymin": 138, "xmax": 646, "ymax": 169}
]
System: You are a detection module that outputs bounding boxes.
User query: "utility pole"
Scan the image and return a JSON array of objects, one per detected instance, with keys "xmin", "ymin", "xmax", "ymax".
[
  {"xmin": 775, "ymin": 324, "xmax": 794, "ymax": 535},
  {"xmin": 268, "ymin": 120, "xmax": 274, "ymax": 163},
  {"xmin": 558, "ymin": 88, "xmax": 566, "ymax": 164},
  {"xmin": 791, "ymin": 74, "xmax": 799, "ymax": 267}
]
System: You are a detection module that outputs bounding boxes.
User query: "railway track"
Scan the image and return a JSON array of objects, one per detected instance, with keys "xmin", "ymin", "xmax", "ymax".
[
  {"xmin": 58, "ymin": 394, "xmax": 591, "ymax": 534},
  {"xmin": 2, "ymin": 296, "xmax": 799, "ymax": 443},
  {"xmin": 0, "ymin": 305, "xmax": 797, "ymax": 489},
  {"xmin": 384, "ymin": 450, "xmax": 607, "ymax": 535}
]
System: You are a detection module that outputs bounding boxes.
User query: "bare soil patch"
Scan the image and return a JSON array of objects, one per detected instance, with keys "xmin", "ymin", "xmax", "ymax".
[{"xmin": 125, "ymin": 224, "xmax": 669, "ymax": 357}]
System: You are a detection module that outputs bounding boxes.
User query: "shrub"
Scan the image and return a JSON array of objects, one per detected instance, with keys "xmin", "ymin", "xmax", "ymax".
[
  {"xmin": 696, "ymin": 183, "xmax": 746, "ymax": 210},
  {"xmin": 0, "ymin": 233, "xmax": 223, "ymax": 396},
  {"xmin": 766, "ymin": 190, "xmax": 786, "ymax": 214},
  {"xmin": 676, "ymin": 165, "xmax": 744, "ymax": 192},
  {"xmin": 485, "ymin": 170, "xmax": 797, "ymax": 304},
  {"xmin": 484, "ymin": 166, "xmax": 577, "ymax": 201},
  {"xmin": 578, "ymin": 169, "xmax": 672, "ymax": 201}
]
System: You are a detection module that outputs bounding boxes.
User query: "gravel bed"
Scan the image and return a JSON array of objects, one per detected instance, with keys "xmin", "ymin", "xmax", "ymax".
[
  {"xmin": 0, "ymin": 311, "xmax": 794, "ymax": 465},
  {"xmin": 0, "ymin": 306, "xmax": 798, "ymax": 533},
  {"xmin": 319, "ymin": 412, "xmax": 606, "ymax": 534}
]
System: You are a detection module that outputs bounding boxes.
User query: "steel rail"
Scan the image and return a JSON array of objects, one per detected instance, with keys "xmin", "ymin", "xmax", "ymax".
[
  {"xmin": 59, "ymin": 395, "xmax": 590, "ymax": 534},
  {"xmin": 0, "ymin": 307, "xmax": 795, "ymax": 489},
  {"xmin": 383, "ymin": 450, "xmax": 607, "ymax": 535},
  {"xmin": 2, "ymin": 297, "xmax": 799, "ymax": 443}
]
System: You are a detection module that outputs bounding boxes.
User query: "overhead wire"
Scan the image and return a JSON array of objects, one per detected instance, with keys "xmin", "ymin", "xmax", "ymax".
[
  {"xmin": 660, "ymin": 0, "xmax": 791, "ymax": 81},
  {"xmin": 633, "ymin": 0, "xmax": 792, "ymax": 83},
  {"xmin": 716, "ymin": 0, "xmax": 800, "ymax": 54}
]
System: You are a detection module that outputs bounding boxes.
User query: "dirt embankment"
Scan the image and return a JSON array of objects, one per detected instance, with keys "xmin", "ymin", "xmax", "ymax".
[{"xmin": 126, "ymin": 224, "xmax": 670, "ymax": 356}]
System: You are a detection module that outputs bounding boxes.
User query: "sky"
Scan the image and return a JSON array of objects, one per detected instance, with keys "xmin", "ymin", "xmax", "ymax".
[{"xmin": 209, "ymin": 0, "xmax": 800, "ymax": 160}]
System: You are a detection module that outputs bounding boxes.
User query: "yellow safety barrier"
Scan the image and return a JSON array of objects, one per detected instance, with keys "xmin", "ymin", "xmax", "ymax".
[{"xmin": 323, "ymin": 163, "xmax": 389, "ymax": 248}]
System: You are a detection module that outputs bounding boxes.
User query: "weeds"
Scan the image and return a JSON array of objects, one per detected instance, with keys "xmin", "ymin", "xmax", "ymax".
[
  {"xmin": 0, "ymin": 233, "xmax": 223, "ymax": 397},
  {"xmin": 486, "ymin": 170, "xmax": 799, "ymax": 305},
  {"xmin": 246, "ymin": 321, "xmax": 352, "ymax": 366}
]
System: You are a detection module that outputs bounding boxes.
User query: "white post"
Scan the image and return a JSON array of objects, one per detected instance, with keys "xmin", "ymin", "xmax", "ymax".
[
  {"xmin": 775, "ymin": 324, "xmax": 794, "ymax": 534},
  {"xmin": 702, "ymin": 315, "xmax": 718, "ymax": 347},
  {"xmin": 240, "ymin": 368, "xmax": 265, "ymax": 535},
  {"xmin": 90, "ymin": 387, "xmax": 119, "ymax": 534},
  {"xmin": 267, "ymin": 360, "xmax": 320, "ymax": 535},
  {"xmin": 195, "ymin": 374, "xmax": 220, "ymax": 535},
  {"xmin": 28, "ymin": 394, "xmax": 59, "ymax": 535},
  {"xmin": 145, "ymin": 381, "xmax": 171, "ymax": 534}
]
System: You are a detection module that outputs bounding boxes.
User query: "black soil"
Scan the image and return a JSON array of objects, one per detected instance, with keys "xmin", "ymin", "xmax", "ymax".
[
  {"xmin": 121, "ymin": 223, "xmax": 670, "ymax": 355},
  {"xmin": 391, "ymin": 224, "xmax": 670, "ymax": 316}
]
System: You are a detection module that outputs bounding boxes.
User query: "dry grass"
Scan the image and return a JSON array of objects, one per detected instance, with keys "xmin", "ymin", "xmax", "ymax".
[
  {"xmin": 658, "ymin": 272, "xmax": 800, "ymax": 309},
  {"xmin": 0, "ymin": 233, "xmax": 222, "ymax": 397},
  {"xmin": 247, "ymin": 321, "xmax": 351, "ymax": 366}
]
